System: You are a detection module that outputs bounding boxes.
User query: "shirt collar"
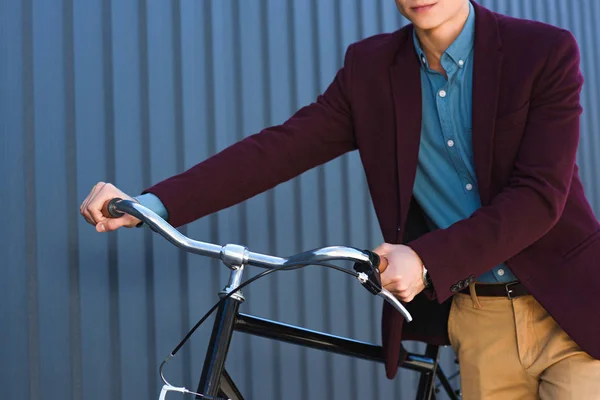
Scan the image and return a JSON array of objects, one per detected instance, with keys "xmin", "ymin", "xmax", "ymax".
[{"xmin": 413, "ymin": 1, "xmax": 476, "ymax": 69}]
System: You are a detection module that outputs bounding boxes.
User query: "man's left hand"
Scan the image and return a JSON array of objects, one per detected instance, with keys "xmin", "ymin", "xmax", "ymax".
[{"xmin": 373, "ymin": 243, "xmax": 426, "ymax": 302}]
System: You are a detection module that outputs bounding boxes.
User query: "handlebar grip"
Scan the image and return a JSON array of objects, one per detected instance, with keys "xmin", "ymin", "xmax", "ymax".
[
  {"xmin": 361, "ymin": 249, "xmax": 388, "ymax": 273},
  {"xmin": 101, "ymin": 198, "xmax": 124, "ymax": 218}
]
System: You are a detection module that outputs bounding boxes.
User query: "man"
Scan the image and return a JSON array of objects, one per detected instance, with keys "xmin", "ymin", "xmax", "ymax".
[{"xmin": 81, "ymin": 0, "xmax": 600, "ymax": 398}]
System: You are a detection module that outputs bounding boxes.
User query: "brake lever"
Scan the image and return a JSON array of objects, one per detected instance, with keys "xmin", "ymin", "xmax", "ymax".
[
  {"xmin": 378, "ymin": 288, "xmax": 413, "ymax": 322},
  {"xmin": 353, "ymin": 251, "xmax": 413, "ymax": 322}
]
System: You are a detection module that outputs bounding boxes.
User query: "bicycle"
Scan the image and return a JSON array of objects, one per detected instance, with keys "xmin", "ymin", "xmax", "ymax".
[{"xmin": 103, "ymin": 198, "xmax": 460, "ymax": 400}]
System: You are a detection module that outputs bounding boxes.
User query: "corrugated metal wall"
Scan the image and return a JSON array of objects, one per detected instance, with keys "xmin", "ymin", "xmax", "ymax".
[{"xmin": 2, "ymin": 1, "xmax": 599, "ymax": 399}]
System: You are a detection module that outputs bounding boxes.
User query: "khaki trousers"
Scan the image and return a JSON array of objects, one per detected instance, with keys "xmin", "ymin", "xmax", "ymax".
[{"xmin": 448, "ymin": 288, "xmax": 600, "ymax": 399}]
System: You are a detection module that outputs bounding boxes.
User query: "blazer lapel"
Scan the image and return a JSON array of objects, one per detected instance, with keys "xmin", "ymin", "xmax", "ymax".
[
  {"xmin": 389, "ymin": 27, "xmax": 423, "ymax": 233},
  {"xmin": 471, "ymin": 2, "xmax": 503, "ymax": 205}
]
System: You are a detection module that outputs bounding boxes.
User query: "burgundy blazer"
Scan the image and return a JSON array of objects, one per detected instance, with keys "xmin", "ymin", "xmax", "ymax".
[{"xmin": 146, "ymin": 1, "xmax": 599, "ymax": 379}]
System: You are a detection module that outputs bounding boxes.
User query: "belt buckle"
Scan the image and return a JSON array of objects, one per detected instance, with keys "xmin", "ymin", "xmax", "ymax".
[{"xmin": 505, "ymin": 281, "xmax": 519, "ymax": 299}]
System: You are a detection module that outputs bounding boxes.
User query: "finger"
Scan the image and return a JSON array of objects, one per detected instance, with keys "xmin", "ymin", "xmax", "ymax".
[
  {"xmin": 82, "ymin": 214, "xmax": 95, "ymax": 225},
  {"xmin": 382, "ymin": 275, "xmax": 410, "ymax": 289},
  {"xmin": 81, "ymin": 182, "xmax": 106, "ymax": 224},
  {"xmin": 80, "ymin": 182, "xmax": 105, "ymax": 225},
  {"xmin": 381, "ymin": 272, "xmax": 403, "ymax": 288},
  {"xmin": 386, "ymin": 288, "xmax": 414, "ymax": 303},
  {"xmin": 399, "ymin": 293, "xmax": 415, "ymax": 303},
  {"xmin": 97, "ymin": 216, "xmax": 124, "ymax": 232},
  {"xmin": 88, "ymin": 184, "xmax": 120, "ymax": 224},
  {"xmin": 82, "ymin": 206, "xmax": 99, "ymax": 226},
  {"xmin": 98, "ymin": 212, "xmax": 140, "ymax": 232},
  {"xmin": 80, "ymin": 184, "xmax": 96, "ymax": 217},
  {"xmin": 82, "ymin": 181, "xmax": 105, "ymax": 212},
  {"xmin": 384, "ymin": 281, "xmax": 409, "ymax": 293},
  {"xmin": 97, "ymin": 217, "xmax": 123, "ymax": 232},
  {"xmin": 378, "ymin": 255, "xmax": 389, "ymax": 273},
  {"xmin": 80, "ymin": 197, "xmax": 94, "ymax": 224}
]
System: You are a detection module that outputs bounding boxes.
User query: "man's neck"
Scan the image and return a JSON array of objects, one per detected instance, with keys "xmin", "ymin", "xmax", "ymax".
[{"xmin": 415, "ymin": 1, "xmax": 471, "ymax": 70}]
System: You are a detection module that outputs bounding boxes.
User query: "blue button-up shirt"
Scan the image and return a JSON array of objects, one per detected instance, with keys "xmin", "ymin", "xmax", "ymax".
[{"xmin": 411, "ymin": 2, "xmax": 517, "ymax": 283}]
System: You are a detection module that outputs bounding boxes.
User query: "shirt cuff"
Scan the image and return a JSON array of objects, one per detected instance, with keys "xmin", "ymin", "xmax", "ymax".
[{"xmin": 134, "ymin": 193, "xmax": 170, "ymax": 222}]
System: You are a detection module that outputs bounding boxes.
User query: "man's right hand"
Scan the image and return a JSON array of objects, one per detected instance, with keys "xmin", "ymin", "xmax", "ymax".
[{"xmin": 79, "ymin": 182, "xmax": 141, "ymax": 232}]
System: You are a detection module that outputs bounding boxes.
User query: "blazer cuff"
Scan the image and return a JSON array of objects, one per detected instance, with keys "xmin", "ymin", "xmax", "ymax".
[{"xmin": 134, "ymin": 193, "xmax": 170, "ymax": 226}]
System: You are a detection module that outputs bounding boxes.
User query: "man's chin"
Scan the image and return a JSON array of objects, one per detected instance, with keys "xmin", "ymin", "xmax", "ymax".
[{"xmin": 410, "ymin": 16, "xmax": 446, "ymax": 31}]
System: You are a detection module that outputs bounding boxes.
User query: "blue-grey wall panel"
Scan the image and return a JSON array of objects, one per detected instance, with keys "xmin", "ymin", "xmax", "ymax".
[
  {"xmin": 2, "ymin": 0, "xmax": 32, "ymax": 398},
  {"xmin": 2, "ymin": 1, "xmax": 599, "ymax": 399}
]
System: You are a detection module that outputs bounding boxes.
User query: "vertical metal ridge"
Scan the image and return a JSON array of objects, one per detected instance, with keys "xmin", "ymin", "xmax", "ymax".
[
  {"xmin": 231, "ymin": 0, "xmax": 246, "ymax": 230},
  {"xmin": 354, "ymin": 2, "xmax": 381, "ymax": 397},
  {"xmin": 566, "ymin": 1, "xmax": 577, "ymax": 36},
  {"xmin": 310, "ymin": 1, "xmax": 334, "ymax": 398},
  {"xmin": 170, "ymin": 0, "xmax": 192, "ymax": 383},
  {"xmin": 230, "ymin": 0, "xmax": 250, "ymax": 316},
  {"xmin": 62, "ymin": 0, "xmax": 83, "ymax": 398},
  {"xmin": 204, "ymin": 1, "xmax": 216, "ymax": 177},
  {"xmin": 362, "ymin": 4, "xmax": 382, "ymax": 397},
  {"xmin": 22, "ymin": 0, "xmax": 39, "ymax": 397},
  {"xmin": 535, "ymin": 0, "xmax": 548, "ymax": 26},
  {"xmin": 395, "ymin": 1, "xmax": 405, "ymax": 27},
  {"xmin": 587, "ymin": 0, "xmax": 600, "ymax": 210},
  {"xmin": 258, "ymin": 2, "xmax": 279, "ymax": 399},
  {"xmin": 137, "ymin": 1, "xmax": 157, "ymax": 398},
  {"xmin": 287, "ymin": 1, "xmax": 301, "ymax": 255},
  {"xmin": 568, "ymin": 1, "xmax": 594, "ymax": 209},
  {"xmin": 395, "ymin": 369, "xmax": 403, "ymax": 398},
  {"xmin": 101, "ymin": 0, "xmax": 123, "ymax": 398},
  {"xmin": 229, "ymin": 0, "xmax": 247, "ymax": 288},
  {"xmin": 355, "ymin": 0, "xmax": 363, "ymax": 40},
  {"xmin": 230, "ymin": 0, "xmax": 254, "ymax": 393},
  {"xmin": 375, "ymin": 0, "xmax": 384, "ymax": 34},
  {"xmin": 548, "ymin": 0, "xmax": 559, "ymax": 26},
  {"xmin": 507, "ymin": 0, "xmax": 518, "ymax": 18},
  {"xmin": 231, "ymin": 0, "xmax": 254, "ymax": 393},
  {"xmin": 203, "ymin": 4, "xmax": 223, "ymax": 392},
  {"xmin": 574, "ymin": 0, "xmax": 594, "ymax": 203},
  {"xmin": 286, "ymin": 1, "xmax": 309, "ymax": 398},
  {"xmin": 557, "ymin": 0, "xmax": 568, "ymax": 28},
  {"xmin": 334, "ymin": 0, "xmax": 358, "ymax": 398},
  {"xmin": 516, "ymin": 0, "xmax": 525, "ymax": 19},
  {"xmin": 204, "ymin": 0, "xmax": 220, "ymax": 326}
]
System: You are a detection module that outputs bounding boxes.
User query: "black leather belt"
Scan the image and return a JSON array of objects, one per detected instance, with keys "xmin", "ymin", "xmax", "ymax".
[{"xmin": 459, "ymin": 281, "xmax": 529, "ymax": 299}]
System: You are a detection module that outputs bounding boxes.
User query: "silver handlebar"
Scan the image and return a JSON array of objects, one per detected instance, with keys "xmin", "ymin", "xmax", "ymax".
[{"xmin": 113, "ymin": 199, "xmax": 412, "ymax": 321}]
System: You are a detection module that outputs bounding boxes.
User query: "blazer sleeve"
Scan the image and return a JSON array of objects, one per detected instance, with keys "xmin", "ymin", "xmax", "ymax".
[
  {"xmin": 409, "ymin": 30, "xmax": 584, "ymax": 302},
  {"xmin": 143, "ymin": 45, "xmax": 357, "ymax": 227}
]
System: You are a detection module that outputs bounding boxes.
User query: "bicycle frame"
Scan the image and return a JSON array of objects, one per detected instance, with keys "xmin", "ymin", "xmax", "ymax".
[{"xmin": 196, "ymin": 267, "xmax": 459, "ymax": 400}]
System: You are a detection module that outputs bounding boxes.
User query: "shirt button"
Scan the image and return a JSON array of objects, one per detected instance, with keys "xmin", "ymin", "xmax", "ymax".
[
  {"xmin": 438, "ymin": 89, "xmax": 447, "ymax": 98},
  {"xmin": 497, "ymin": 269, "xmax": 505, "ymax": 276},
  {"xmin": 458, "ymin": 59, "xmax": 464, "ymax": 67},
  {"xmin": 465, "ymin": 183, "xmax": 473, "ymax": 191},
  {"xmin": 447, "ymin": 140, "xmax": 455, "ymax": 147}
]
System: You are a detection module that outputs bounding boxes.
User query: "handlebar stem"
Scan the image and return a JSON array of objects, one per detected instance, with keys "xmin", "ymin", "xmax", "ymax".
[{"xmin": 220, "ymin": 267, "xmax": 246, "ymax": 302}]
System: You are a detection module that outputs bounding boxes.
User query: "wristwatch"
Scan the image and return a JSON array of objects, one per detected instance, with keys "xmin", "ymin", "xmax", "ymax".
[{"xmin": 422, "ymin": 265, "xmax": 432, "ymax": 288}]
